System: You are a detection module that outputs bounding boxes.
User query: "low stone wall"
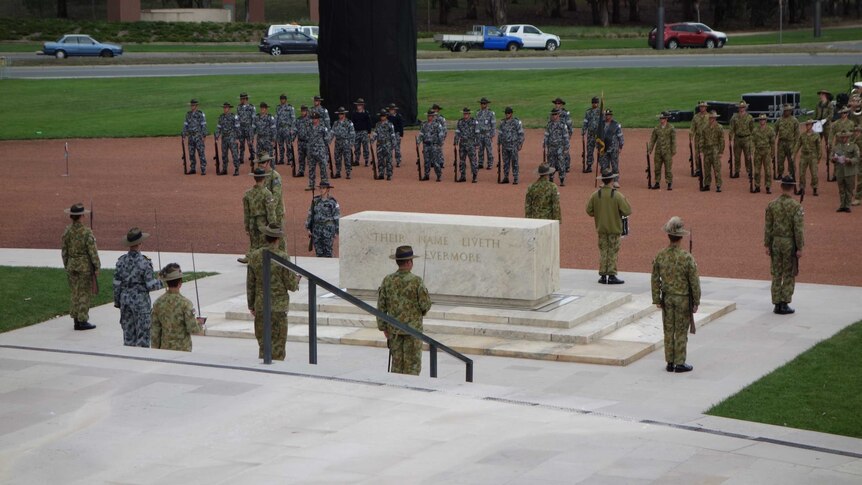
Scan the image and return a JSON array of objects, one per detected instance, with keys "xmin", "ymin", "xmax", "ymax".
[{"xmin": 140, "ymin": 8, "xmax": 232, "ymax": 23}]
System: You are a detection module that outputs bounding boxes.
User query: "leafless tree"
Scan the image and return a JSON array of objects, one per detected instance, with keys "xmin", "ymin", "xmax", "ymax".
[{"xmin": 487, "ymin": 0, "xmax": 508, "ymax": 25}]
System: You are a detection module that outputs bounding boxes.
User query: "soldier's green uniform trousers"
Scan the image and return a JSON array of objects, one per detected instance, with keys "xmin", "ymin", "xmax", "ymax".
[
  {"xmin": 598, "ymin": 234, "xmax": 621, "ymax": 276},
  {"xmin": 798, "ymin": 156, "xmax": 818, "ymax": 192},
  {"xmin": 703, "ymin": 150, "xmax": 723, "ymax": 188},
  {"xmin": 389, "ymin": 334, "xmax": 421, "ymax": 375},
  {"xmin": 753, "ymin": 149, "xmax": 772, "ymax": 190},
  {"xmin": 662, "ymin": 294, "xmax": 690, "ymax": 366},
  {"xmin": 68, "ymin": 270, "xmax": 93, "ymax": 322},
  {"xmin": 777, "ymin": 140, "xmax": 796, "ymax": 178},
  {"xmin": 653, "ymin": 151, "xmax": 673, "ymax": 184},
  {"xmin": 769, "ymin": 237, "xmax": 796, "ymax": 305},
  {"xmin": 254, "ymin": 310, "xmax": 287, "ymax": 361},
  {"xmin": 838, "ymin": 173, "xmax": 855, "ymax": 209},
  {"xmin": 734, "ymin": 136, "xmax": 752, "ymax": 175}
]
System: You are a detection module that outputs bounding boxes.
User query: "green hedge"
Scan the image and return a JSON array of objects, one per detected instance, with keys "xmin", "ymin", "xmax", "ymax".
[{"xmin": 0, "ymin": 18, "xmax": 269, "ymax": 43}]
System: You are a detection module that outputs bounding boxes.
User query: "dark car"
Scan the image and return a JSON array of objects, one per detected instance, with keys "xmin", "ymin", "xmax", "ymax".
[
  {"xmin": 648, "ymin": 22, "xmax": 727, "ymax": 49},
  {"xmin": 259, "ymin": 31, "xmax": 318, "ymax": 56}
]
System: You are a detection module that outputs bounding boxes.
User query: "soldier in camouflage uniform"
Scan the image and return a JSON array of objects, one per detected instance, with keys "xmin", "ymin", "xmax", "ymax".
[
  {"xmin": 253, "ymin": 102, "xmax": 277, "ymax": 163},
  {"xmin": 61, "ymin": 203, "xmax": 100, "ymax": 330},
  {"xmin": 432, "ymin": 103, "xmax": 448, "ymax": 140},
  {"xmin": 237, "ymin": 92, "xmax": 256, "ymax": 163},
  {"xmin": 815, "ymin": 90, "xmax": 834, "ymax": 180},
  {"xmin": 311, "ymin": 95, "xmax": 330, "ymax": 127},
  {"xmin": 752, "ymin": 114, "xmax": 775, "ymax": 193},
  {"xmin": 599, "ymin": 109, "xmax": 624, "ymax": 187},
  {"xmin": 544, "ymin": 108, "xmax": 569, "ymax": 186},
  {"xmin": 525, "ymin": 165, "xmax": 560, "ymax": 221},
  {"xmin": 690, "ymin": 101, "xmax": 710, "ymax": 176},
  {"xmin": 305, "ymin": 182, "xmax": 340, "ymax": 257},
  {"xmin": 648, "ymin": 112, "xmax": 676, "ymax": 190},
  {"xmin": 350, "ymin": 98, "xmax": 372, "ymax": 166},
  {"xmin": 182, "ymin": 99, "xmax": 208, "ymax": 175},
  {"xmin": 377, "ymin": 245, "xmax": 432, "ymax": 376},
  {"xmin": 247, "ymin": 223, "xmax": 300, "ymax": 361},
  {"xmin": 295, "ymin": 106, "xmax": 312, "ymax": 177},
  {"xmin": 854, "ymin": 126, "xmax": 862, "ymax": 204},
  {"xmin": 586, "ymin": 170, "xmax": 632, "ymax": 285},
  {"xmin": 765, "ymin": 176, "xmax": 805, "ymax": 314},
  {"xmin": 700, "ymin": 111, "xmax": 725, "ymax": 192},
  {"xmin": 417, "ymin": 110, "xmax": 446, "ymax": 182},
  {"xmin": 238, "ymin": 168, "xmax": 276, "ymax": 264},
  {"xmin": 275, "ymin": 94, "xmax": 296, "ymax": 166},
  {"xmin": 552, "ymin": 97, "xmax": 574, "ymax": 173},
  {"xmin": 256, "ymin": 153, "xmax": 284, "ymax": 223},
  {"xmin": 387, "ymin": 103, "xmax": 404, "ymax": 167},
  {"xmin": 113, "ymin": 228, "xmax": 163, "ymax": 347},
  {"xmin": 793, "ymin": 120, "xmax": 821, "ymax": 196},
  {"xmin": 372, "ymin": 110, "xmax": 397, "ymax": 180},
  {"xmin": 476, "ymin": 97, "xmax": 496, "ymax": 170},
  {"xmin": 306, "ymin": 112, "xmax": 332, "ymax": 189},
  {"xmin": 216, "ymin": 102, "xmax": 241, "ymax": 176},
  {"xmin": 331, "ymin": 107, "xmax": 355, "ymax": 179},
  {"xmin": 454, "ymin": 107, "xmax": 480, "ymax": 183},
  {"xmin": 150, "ymin": 263, "xmax": 202, "ymax": 352},
  {"xmin": 498, "ymin": 106, "xmax": 525, "ymax": 184},
  {"xmin": 775, "ymin": 104, "xmax": 799, "ymax": 179},
  {"xmin": 651, "ymin": 216, "xmax": 700, "ymax": 373},
  {"xmin": 832, "ymin": 131, "xmax": 860, "ymax": 212},
  {"xmin": 831, "ymin": 107, "xmax": 854, "ymax": 148},
  {"xmin": 582, "ymin": 96, "xmax": 601, "ymax": 173},
  {"xmin": 729, "ymin": 101, "xmax": 755, "ymax": 179}
]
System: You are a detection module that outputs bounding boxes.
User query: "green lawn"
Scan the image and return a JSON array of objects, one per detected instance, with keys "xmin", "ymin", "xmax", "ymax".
[
  {"xmin": 708, "ymin": 321, "xmax": 862, "ymax": 439},
  {"xmin": 0, "ymin": 266, "xmax": 215, "ymax": 333},
  {"xmin": 0, "ymin": 65, "xmax": 848, "ymax": 139}
]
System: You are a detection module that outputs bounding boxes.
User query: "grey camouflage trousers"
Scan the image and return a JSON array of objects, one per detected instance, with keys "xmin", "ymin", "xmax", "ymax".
[{"xmin": 187, "ymin": 135, "xmax": 206, "ymax": 172}]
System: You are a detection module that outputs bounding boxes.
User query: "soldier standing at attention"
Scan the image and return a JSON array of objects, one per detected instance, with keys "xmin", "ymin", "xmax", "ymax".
[
  {"xmin": 552, "ymin": 97, "xmax": 574, "ymax": 173},
  {"xmin": 814, "ymin": 90, "xmax": 834, "ymax": 175},
  {"xmin": 831, "ymin": 107, "xmax": 854, "ymax": 149},
  {"xmin": 295, "ymin": 105, "xmax": 312, "ymax": 177},
  {"xmin": 247, "ymin": 224, "xmax": 300, "ymax": 361},
  {"xmin": 454, "ymin": 107, "xmax": 481, "ymax": 183},
  {"xmin": 498, "ymin": 106, "xmax": 525, "ymax": 184},
  {"xmin": 432, "ymin": 103, "xmax": 448, "ymax": 139},
  {"xmin": 648, "ymin": 112, "xmax": 676, "ymax": 190},
  {"xmin": 306, "ymin": 112, "xmax": 333, "ymax": 189},
  {"xmin": 387, "ymin": 103, "xmax": 405, "ymax": 168},
  {"xmin": 311, "ymin": 95, "xmax": 330, "ymax": 127},
  {"xmin": 216, "ymin": 102, "xmax": 241, "ymax": 176},
  {"xmin": 61, "ymin": 203, "xmax": 100, "ymax": 331},
  {"xmin": 253, "ymin": 102, "xmax": 277, "ymax": 164},
  {"xmin": 275, "ymin": 94, "xmax": 296, "ymax": 166},
  {"xmin": 525, "ymin": 165, "xmax": 561, "ymax": 221},
  {"xmin": 751, "ymin": 114, "xmax": 775, "ymax": 194},
  {"xmin": 182, "ymin": 99, "xmax": 208, "ymax": 175},
  {"xmin": 113, "ymin": 228, "xmax": 163, "ymax": 347},
  {"xmin": 775, "ymin": 104, "xmax": 799, "ymax": 179},
  {"xmin": 729, "ymin": 101, "xmax": 754, "ymax": 179},
  {"xmin": 652, "ymin": 216, "xmax": 700, "ymax": 373},
  {"xmin": 690, "ymin": 101, "xmax": 710, "ymax": 175},
  {"xmin": 765, "ymin": 176, "xmax": 804, "ymax": 314},
  {"xmin": 239, "ymin": 168, "xmax": 276, "ymax": 264},
  {"xmin": 237, "ymin": 92, "xmax": 256, "ymax": 164},
  {"xmin": 586, "ymin": 170, "xmax": 633, "ymax": 285},
  {"xmin": 854, "ymin": 126, "xmax": 862, "ymax": 204},
  {"xmin": 377, "ymin": 245, "xmax": 432, "ymax": 376},
  {"xmin": 793, "ymin": 120, "xmax": 821, "ymax": 197},
  {"xmin": 256, "ymin": 153, "xmax": 284, "ymax": 225},
  {"xmin": 700, "ymin": 111, "xmax": 725, "ymax": 192},
  {"xmin": 150, "ymin": 263, "xmax": 202, "ymax": 352},
  {"xmin": 582, "ymin": 96, "xmax": 601, "ymax": 173},
  {"xmin": 350, "ymin": 98, "xmax": 373, "ymax": 166},
  {"xmin": 417, "ymin": 110, "xmax": 446, "ymax": 182},
  {"xmin": 832, "ymin": 131, "xmax": 860, "ymax": 212},
  {"xmin": 331, "ymin": 107, "xmax": 355, "ymax": 179},
  {"xmin": 305, "ymin": 182, "xmax": 340, "ymax": 257},
  {"xmin": 599, "ymin": 109, "xmax": 624, "ymax": 187},
  {"xmin": 544, "ymin": 108, "xmax": 569, "ymax": 186},
  {"xmin": 372, "ymin": 110, "xmax": 397, "ymax": 181},
  {"xmin": 476, "ymin": 97, "xmax": 496, "ymax": 170}
]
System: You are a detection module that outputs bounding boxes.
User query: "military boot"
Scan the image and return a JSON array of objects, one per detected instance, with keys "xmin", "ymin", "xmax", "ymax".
[
  {"xmin": 598, "ymin": 275, "xmax": 608, "ymax": 284},
  {"xmin": 667, "ymin": 183, "xmax": 672, "ymax": 191},
  {"xmin": 674, "ymin": 363, "xmax": 693, "ymax": 373},
  {"xmin": 74, "ymin": 320, "xmax": 96, "ymax": 331},
  {"xmin": 606, "ymin": 275, "xmax": 625, "ymax": 285}
]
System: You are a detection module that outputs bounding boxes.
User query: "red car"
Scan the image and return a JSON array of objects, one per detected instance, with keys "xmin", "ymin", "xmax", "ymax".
[{"xmin": 648, "ymin": 22, "xmax": 728, "ymax": 49}]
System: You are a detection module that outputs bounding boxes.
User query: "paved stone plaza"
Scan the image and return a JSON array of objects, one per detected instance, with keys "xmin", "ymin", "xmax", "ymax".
[{"xmin": 1, "ymin": 249, "xmax": 861, "ymax": 484}]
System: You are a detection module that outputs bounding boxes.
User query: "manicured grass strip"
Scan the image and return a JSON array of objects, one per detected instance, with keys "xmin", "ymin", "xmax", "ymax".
[
  {"xmin": 708, "ymin": 320, "xmax": 862, "ymax": 439},
  {"xmin": 0, "ymin": 266, "xmax": 215, "ymax": 333}
]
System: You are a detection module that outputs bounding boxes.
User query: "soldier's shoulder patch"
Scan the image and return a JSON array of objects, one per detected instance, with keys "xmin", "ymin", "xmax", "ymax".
[{"xmin": 201, "ymin": 113, "xmax": 206, "ymax": 119}]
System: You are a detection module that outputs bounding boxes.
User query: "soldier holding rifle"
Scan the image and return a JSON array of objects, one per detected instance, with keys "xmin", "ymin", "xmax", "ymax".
[
  {"xmin": 690, "ymin": 101, "xmax": 709, "ymax": 177},
  {"xmin": 61, "ymin": 203, "xmax": 100, "ymax": 331},
  {"xmin": 700, "ymin": 111, "xmax": 725, "ymax": 193},
  {"xmin": 647, "ymin": 112, "xmax": 676, "ymax": 191},
  {"xmin": 498, "ymin": 106, "xmax": 525, "ymax": 185},
  {"xmin": 775, "ymin": 104, "xmax": 799, "ymax": 179},
  {"xmin": 729, "ymin": 101, "xmax": 754, "ymax": 180},
  {"xmin": 832, "ymin": 130, "xmax": 860, "ymax": 212},
  {"xmin": 237, "ymin": 92, "xmax": 256, "ymax": 164},
  {"xmin": 216, "ymin": 102, "xmax": 241, "ymax": 176},
  {"xmin": 182, "ymin": 99, "xmax": 208, "ymax": 175},
  {"xmin": 765, "ymin": 176, "xmax": 805, "ymax": 315},
  {"xmin": 752, "ymin": 114, "xmax": 775, "ymax": 194},
  {"xmin": 151, "ymin": 263, "xmax": 203, "ymax": 352},
  {"xmin": 306, "ymin": 112, "xmax": 332, "ymax": 189},
  {"xmin": 331, "ymin": 107, "xmax": 355, "ymax": 179},
  {"xmin": 372, "ymin": 110, "xmax": 398, "ymax": 181},
  {"xmin": 417, "ymin": 110, "xmax": 446, "ymax": 182},
  {"xmin": 582, "ymin": 96, "xmax": 602, "ymax": 173},
  {"xmin": 275, "ymin": 94, "xmax": 296, "ymax": 166},
  {"xmin": 793, "ymin": 120, "xmax": 821, "ymax": 197},
  {"xmin": 305, "ymin": 182, "xmax": 340, "ymax": 258},
  {"xmin": 814, "ymin": 90, "xmax": 833, "ymax": 180}
]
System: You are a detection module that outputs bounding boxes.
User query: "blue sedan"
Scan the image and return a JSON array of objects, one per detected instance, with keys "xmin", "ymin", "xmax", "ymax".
[{"xmin": 41, "ymin": 35, "xmax": 124, "ymax": 59}]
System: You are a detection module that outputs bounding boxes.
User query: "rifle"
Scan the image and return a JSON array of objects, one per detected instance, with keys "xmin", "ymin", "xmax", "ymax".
[
  {"xmin": 181, "ymin": 134, "xmax": 188, "ymax": 174},
  {"xmin": 645, "ymin": 143, "xmax": 652, "ymax": 189},
  {"xmin": 748, "ymin": 164, "xmax": 754, "ymax": 193},
  {"xmin": 453, "ymin": 143, "xmax": 458, "ymax": 181},
  {"xmin": 153, "ymin": 208, "xmax": 162, "ymax": 270},
  {"xmin": 697, "ymin": 150, "xmax": 704, "ymax": 190},
  {"xmin": 64, "ymin": 142, "xmax": 70, "ymax": 177},
  {"xmin": 728, "ymin": 136, "xmax": 734, "ymax": 177},
  {"xmin": 213, "ymin": 137, "xmax": 221, "ymax": 175},
  {"xmin": 307, "ymin": 188, "xmax": 316, "ymax": 252},
  {"xmin": 581, "ymin": 133, "xmax": 586, "ymax": 173},
  {"xmin": 688, "ymin": 228, "xmax": 696, "ymax": 334},
  {"xmin": 89, "ymin": 198, "xmax": 99, "ymax": 294},
  {"xmin": 826, "ymin": 139, "xmax": 832, "ymax": 181},
  {"xmin": 496, "ymin": 140, "xmax": 502, "ymax": 183},
  {"xmin": 415, "ymin": 139, "xmax": 424, "ymax": 181},
  {"xmin": 542, "ymin": 144, "xmax": 546, "ymax": 165},
  {"xmin": 291, "ymin": 139, "xmax": 298, "ymax": 177},
  {"xmin": 326, "ymin": 142, "xmax": 334, "ymax": 176},
  {"xmin": 191, "ymin": 243, "xmax": 206, "ymax": 327},
  {"xmin": 370, "ymin": 140, "xmax": 380, "ymax": 180},
  {"xmin": 274, "ymin": 136, "xmax": 279, "ymax": 166},
  {"xmin": 688, "ymin": 133, "xmax": 695, "ymax": 177}
]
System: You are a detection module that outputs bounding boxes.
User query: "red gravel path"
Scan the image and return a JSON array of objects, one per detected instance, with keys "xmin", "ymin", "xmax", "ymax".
[{"xmin": 1, "ymin": 129, "xmax": 859, "ymax": 286}]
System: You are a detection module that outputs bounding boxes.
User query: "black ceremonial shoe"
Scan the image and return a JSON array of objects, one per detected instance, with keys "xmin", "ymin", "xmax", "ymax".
[
  {"xmin": 813, "ymin": 188, "xmax": 818, "ymax": 196},
  {"xmin": 731, "ymin": 171, "xmax": 739, "ymax": 179},
  {"xmin": 606, "ymin": 275, "xmax": 625, "ymax": 285},
  {"xmin": 779, "ymin": 302, "xmax": 796, "ymax": 314},
  {"xmin": 716, "ymin": 186, "xmax": 722, "ymax": 193},
  {"xmin": 766, "ymin": 187, "xmax": 771, "ymax": 194},
  {"xmin": 187, "ymin": 169, "xmax": 196, "ymax": 175},
  {"xmin": 700, "ymin": 185, "xmax": 710, "ymax": 192},
  {"xmin": 598, "ymin": 275, "xmax": 608, "ymax": 284},
  {"xmin": 754, "ymin": 187, "xmax": 760, "ymax": 193},
  {"xmin": 650, "ymin": 183, "xmax": 659, "ymax": 190},
  {"xmin": 674, "ymin": 363, "xmax": 694, "ymax": 373},
  {"xmin": 667, "ymin": 183, "xmax": 672, "ymax": 191},
  {"xmin": 666, "ymin": 363, "xmax": 674, "ymax": 372},
  {"xmin": 773, "ymin": 304, "xmax": 781, "ymax": 314},
  {"xmin": 74, "ymin": 321, "xmax": 96, "ymax": 331},
  {"xmin": 501, "ymin": 178, "xmax": 510, "ymax": 184}
]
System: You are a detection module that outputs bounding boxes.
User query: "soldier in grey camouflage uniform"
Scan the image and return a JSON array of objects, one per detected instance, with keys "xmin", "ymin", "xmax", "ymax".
[
  {"xmin": 432, "ymin": 103, "xmax": 448, "ymax": 139},
  {"xmin": 331, "ymin": 107, "xmax": 355, "ymax": 179},
  {"xmin": 113, "ymin": 228, "xmax": 164, "ymax": 347},
  {"xmin": 544, "ymin": 108, "xmax": 569, "ymax": 186},
  {"xmin": 151, "ymin": 263, "xmax": 202, "ymax": 352},
  {"xmin": 454, "ymin": 107, "xmax": 480, "ymax": 183},
  {"xmin": 377, "ymin": 245, "xmax": 432, "ymax": 376},
  {"xmin": 476, "ymin": 97, "xmax": 496, "ymax": 170},
  {"xmin": 350, "ymin": 98, "xmax": 372, "ymax": 166},
  {"xmin": 417, "ymin": 110, "xmax": 446, "ymax": 182},
  {"xmin": 599, "ymin": 109, "xmax": 625, "ymax": 187},
  {"xmin": 61, "ymin": 203, "xmax": 100, "ymax": 330},
  {"xmin": 553, "ymin": 97, "xmax": 574, "ymax": 173},
  {"xmin": 305, "ymin": 182, "xmax": 340, "ymax": 257},
  {"xmin": 306, "ymin": 112, "xmax": 332, "ymax": 189},
  {"xmin": 372, "ymin": 110, "xmax": 397, "ymax": 180},
  {"xmin": 311, "ymin": 95, "xmax": 330, "ymax": 127},
  {"xmin": 275, "ymin": 94, "xmax": 296, "ymax": 166},
  {"xmin": 498, "ymin": 106, "xmax": 525, "ymax": 184},
  {"xmin": 237, "ymin": 92, "xmax": 256, "ymax": 163},
  {"xmin": 582, "ymin": 96, "xmax": 601, "ymax": 173},
  {"xmin": 254, "ymin": 102, "xmax": 276, "ymax": 163},
  {"xmin": 216, "ymin": 102, "xmax": 241, "ymax": 176},
  {"xmin": 295, "ymin": 105, "xmax": 312, "ymax": 177},
  {"xmin": 182, "ymin": 99, "xmax": 208, "ymax": 175},
  {"xmin": 388, "ymin": 103, "xmax": 404, "ymax": 167}
]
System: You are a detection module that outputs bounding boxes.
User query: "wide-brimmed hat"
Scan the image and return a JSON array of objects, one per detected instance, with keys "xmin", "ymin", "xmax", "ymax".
[
  {"xmin": 658, "ymin": 112, "xmax": 669, "ymax": 119},
  {"xmin": 780, "ymin": 175, "xmax": 797, "ymax": 186},
  {"xmin": 336, "ymin": 106, "xmax": 348, "ymax": 114},
  {"xmin": 604, "ymin": 109, "xmax": 613, "ymax": 116},
  {"xmin": 354, "ymin": 97, "xmax": 365, "ymax": 105},
  {"xmin": 697, "ymin": 100, "xmax": 708, "ymax": 107},
  {"xmin": 378, "ymin": 110, "xmax": 388, "ymax": 117},
  {"xmin": 426, "ymin": 109, "xmax": 436, "ymax": 117},
  {"xmin": 161, "ymin": 266, "xmax": 183, "ymax": 282},
  {"xmin": 817, "ymin": 89, "xmax": 831, "ymax": 96},
  {"xmin": 550, "ymin": 108, "xmax": 561, "ymax": 115},
  {"xmin": 432, "ymin": 103, "xmax": 443, "ymax": 110},
  {"xmin": 263, "ymin": 223, "xmax": 284, "ymax": 238},
  {"xmin": 222, "ymin": 102, "xmax": 233, "ymax": 108},
  {"xmin": 311, "ymin": 112, "xmax": 321, "ymax": 119},
  {"xmin": 479, "ymin": 97, "xmax": 490, "ymax": 104},
  {"xmin": 239, "ymin": 92, "xmax": 249, "ymax": 98},
  {"xmin": 504, "ymin": 106, "xmax": 513, "ymax": 114},
  {"xmin": 259, "ymin": 102, "xmax": 268, "ymax": 108},
  {"xmin": 838, "ymin": 106, "xmax": 851, "ymax": 114},
  {"xmin": 783, "ymin": 104, "xmax": 794, "ymax": 111},
  {"xmin": 319, "ymin": 181, "xmax": 334, "ymax": 189},
  {"xmin": 279, "ymin": 93, "xmax": 287, "ymax": 99},
  {"xmin": 537, "ymin": 164, "xmax": 555, "ymax": 176},
  {"xmin": 462, "ymin": 107, "xmax": 471, "ymax": 114},
  {"xmin": 591, "ymin": 96, "xmax": 600, "ymax": 104},
  {"xmin": 597, "ymin": 170, "xmax": 617, "ymax": 180},
  {"xmin": 737, "ymin": 101, "xmax": 748, "ymax": 108},
  {"xmin": 123, "ymin": 227, "xmax": 150, "ymax": 247},
  {"xmin": 313, "ymin": 95, "xmax": 323, "ymax": 101},
  {"xmin": 757, "ymin": 114, "xmax": 768, "ymax": 120},
  {"xmin": 64, "ymin": 203, "xmax": 90, "ymax": 215},
  {"xmin": 387, "ymin": 103, "xmax": 398, "ymax": 110},
  {"xmin": 709, "ymin": 111, "xmax": 720, "ymax": 118},
  {"xmin": 257, "ymin": 152, "xmax": 274, "ymax": 163},
  {"xmin": 250, "ymin": 168, "xmax": 267, "ymax": 178},
  {"xmin": 836, "ymin": 130, "xmax": 852, "ymax": 138},
  {"xmin": 662, "ymin": 216, "xmax": 690, "ymax": 237},
  {"xmin": 300, "ymin": 104, "xmax": 308, "ymax": 111},
  {"xmin": 552, "ymin": 97, "xmax": 566, "ymax": 105},
  {"xmin": 189, "ymin": 98, "xmax": 199, "ymax": 105},
  {"xmin": 389, "ymin": 245, "xmax": 420, "ymax": 260}
]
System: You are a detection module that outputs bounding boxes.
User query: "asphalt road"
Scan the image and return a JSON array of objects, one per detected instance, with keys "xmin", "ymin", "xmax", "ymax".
[{"xmin": 5, "ymin": 53, "xmax": 860, "ymax": 79}]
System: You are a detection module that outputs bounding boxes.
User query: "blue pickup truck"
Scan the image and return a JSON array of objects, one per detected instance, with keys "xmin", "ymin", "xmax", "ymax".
[{"xmin": 434, "ymin": 25, "xmax": 525, "ymax": 53}]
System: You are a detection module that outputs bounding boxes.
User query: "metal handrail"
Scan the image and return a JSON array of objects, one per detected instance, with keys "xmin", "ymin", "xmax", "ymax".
[{"xmin": 261, "ymin": 250, "xmax": 474, "ymax": 382}]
